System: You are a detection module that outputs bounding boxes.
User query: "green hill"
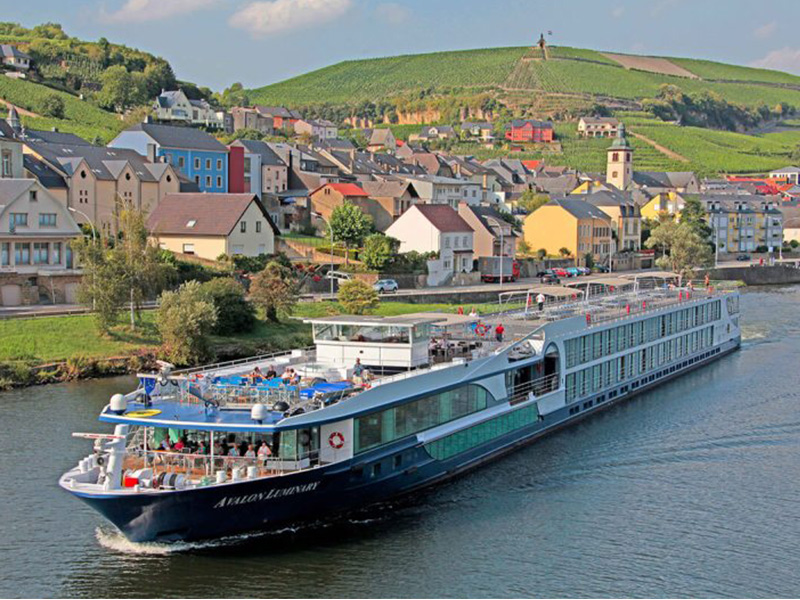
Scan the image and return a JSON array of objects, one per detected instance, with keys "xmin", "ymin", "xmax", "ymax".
[{"xmin": 248, "ymin": 45, "xmax": 800, "ymax": 109}]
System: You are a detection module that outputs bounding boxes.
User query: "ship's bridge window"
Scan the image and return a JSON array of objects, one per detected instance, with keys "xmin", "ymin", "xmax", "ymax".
[{"xmin": 354, "ymin": 384, "xmax": 492, "ymax": 454}]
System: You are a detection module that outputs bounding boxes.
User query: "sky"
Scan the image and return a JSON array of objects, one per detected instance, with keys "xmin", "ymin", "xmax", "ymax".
[{"xmin": 3, "ymin": 0, "xmax": 800, "ymax": 91}]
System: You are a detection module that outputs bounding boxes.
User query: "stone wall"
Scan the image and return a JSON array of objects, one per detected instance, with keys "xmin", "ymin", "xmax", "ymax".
[
  {"xmin": 0, "ymin": 272, "xmax": 83, "ymax": 306},
  {"xmin": 701, "ymin": 265, "xmax": 800, "ymax": 286}
]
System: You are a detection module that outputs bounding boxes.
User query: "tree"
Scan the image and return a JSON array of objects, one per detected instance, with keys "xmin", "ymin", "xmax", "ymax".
[
  {"xmin": 646, "ymin": 220, "xmax": 712, "ymax": 278},
  {"xmin": 143, "ymin": 61, "xmax": 176, "ymax": 97},
  {"xmin": 517, "ymin": 240, "xmax": 531, "ymax": 256},
  {"xmin": 559, "ymin": 247, "xmax": 571, "ymax": 257},
  {"xmin": 517, "ymin": 190, "xmax": 550, "ymax": 214},
  {"xmin": 536, "ymin": 248, "xmax": 547, "ymax": 259},
  {"xmin": 156, "ymin": 281, "xmax": 217, "ymax": 366},
  {"xmin": 361, "ymin": 234, "xmax": 400, "ymax": 271},
  {"xmin": 98, "ymin": 65, "xmax": 137, "ymax": 112},
  {"xmin": 338, "ymin": 279, "xmax": 379, "ymax": 315},
  {"xmin": 71, "ymin": 235, "xmax": 127, "ymax": 334},
  {"xmin": 329, "ymin": 203, "xmax": 373, "ymax": 265},
  {"xmin": 40, "ymin": 94, "xmax": 65, "ymax": 119},
  {"xmin": 250, "ymin": 261, "xmax": 298, "ymax": 322},
  {"xmin": 679, "ymin": 196, "xmax": 713, "ymax": 247},
  {"xmin": 200, "ymin": 278, "xmax": 255, "ymax": 334}
]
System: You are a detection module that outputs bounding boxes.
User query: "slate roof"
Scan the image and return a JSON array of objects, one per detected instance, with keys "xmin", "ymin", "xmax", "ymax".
[
  {"xmin": 23, "ymin": 155, "xmax": 67, "ymax": 189},
  {"xmin": 25, "ymin": 139, "xmax": 170, "ymax": 183},
  {"xmin": 234, "ymin": 139, "xmax": 287, "ymax": 167},
  {"xmin": 22, "ymin": 129, "xmax": 92, "ymax": 145},
  {"xmin": 0, "ymin": 44, "xmax": 31, "ymax": 60},
  {"xmin": 547, "ymin": 198, "xmax": 611, "ymax": 221},
  {"xmin": 147, "ymin": 193, "xmax": 278, "ymax": 236},
  {"xmin": 412, "ymin": 204, "xmax": 474, "ymax": 232},
  {"xmin": 770, "ymin": 166, "xmax": 800, "ymax": 174},
  {"xmin": 580, "ymin": 116, "xmax": 619, "ymax": 126},
  {"xmin": 127, "ymin": 122, "xmax": 227, "ymax": 152},
  {"xmin": 633, "ymin": 170, "xmax": 697, "ymax": 189},
  {"xmin": 254, "ymin": 106, "xmax": 301, "ymax": 119},
  {"xmin": 460, "ymin": 204, "xmax": 518, "ymax": 237},
  {"xmin": 0, "ymin": 120, "xmax": 17, "ymax": 140}
]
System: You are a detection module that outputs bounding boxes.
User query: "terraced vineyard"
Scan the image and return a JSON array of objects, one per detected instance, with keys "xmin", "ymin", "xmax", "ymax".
[{"xmin": 0, "ymin": 77, "xmax": 122, "ymax": 142}]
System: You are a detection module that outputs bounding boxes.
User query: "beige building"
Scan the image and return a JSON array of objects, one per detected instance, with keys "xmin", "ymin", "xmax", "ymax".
[
  {"xmin": 457, "ymin": 203, "xmax": 517, "ymax": 258},
  {"xmin": 0, "ymin": 179, "xmax": 83, "ymax": 306},
  {"xmin": 147, "ymin": 193, "xmax": 279, "ymax": 260},
  {"xmin": 577, "ymin": 116, "xmax": 619, "ymax": 138},
  {"xmin": 21, "ymin": 133, "xmax": 180, "ymax": 230},
  {"xmin": 523, "ymin": 199, "xmax": 612, "ymax": 266},
  {"xmin": 568, "ymin": 190, "xmax": 641, "ymax": 252}
]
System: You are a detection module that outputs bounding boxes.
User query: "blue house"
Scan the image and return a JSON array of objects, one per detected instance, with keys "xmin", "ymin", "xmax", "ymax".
[{"xmin": 109, "ymin": 121, "xmax": 229, "ymax": 193}]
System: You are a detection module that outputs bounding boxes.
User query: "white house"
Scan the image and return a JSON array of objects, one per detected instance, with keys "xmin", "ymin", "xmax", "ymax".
[
  {"xmin": 153, "ymin": 89, "xmax": 224, "ymax": 129},
  {"xmin": 386, "ymin": 204, "xmax": 474, "ymax": 286},
  {"xmin": 0, "ymin": 45, "xmax": 31, "ymax": 71},
  {"xmin": 769, "ymin": 166, "xmax": 800, "ymax": 185},
  {"xmin": 400, "ymin": 174, "xmax": 481, "ymax": 208}
]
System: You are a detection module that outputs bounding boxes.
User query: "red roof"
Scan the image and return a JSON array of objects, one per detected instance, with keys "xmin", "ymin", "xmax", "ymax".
[
  {"xmin": 522, "ymin": 160, "xmax": 542, "ymax": 170},
  {"xmin": 412, "ymin": 204, "xmax": 474, "ymax": 232},
  {"xmin": 313, "ymin": 182, "xmax": 369, "ymax": 197}
]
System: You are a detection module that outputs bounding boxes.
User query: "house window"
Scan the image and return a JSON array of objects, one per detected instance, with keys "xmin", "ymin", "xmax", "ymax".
[
  {"xmin": 217, "ymin": 159, "xmax": 223, "ymax": 170},
  {"xmin": 1, "ymin": 150, "xmax": 11, "ymax": 178},
  {"xmin": 240, "ymin": 221, "xmax": 247, "ymax": 233},
  {"xmin": 194, "ymin": 157, "xmax": 200, "ymax": 170},
  {"xmin": 454, "ymin": 236, "xmax": 460, "ymax": 248},
  {"xmin": 216, "ymin": 176, "xmax": 222, "ymax": 188},
  {"xmin": 10, "ymin": 213, "xmax": 27, "ymax": 227},
  {"xmin": 205, "ymin": 176, "xmax": 212, "ymax": 187},
  {"xmin": 444, "ymin": 237, "xmax": 451, "ymax": 248},
  {"xmin": 256, "ymin": 221, "xmax": 262, "ymax": 233},
  {"xmin": 463, "ymin": 235, "xmax": 469, "ymax": 246},
  {"xmin": 232, "ymin": 245, "xmax": 244, "ymax": 255},
  {"xmin": 206, "ymin": 159, "xmax": 211, "ymax": 170},
  {"xmin": 14, "ymin": 242, "xmax": 30, "ymax": 264},
  {"xmin": 186, "ymin": 220, "xmax": 197, "ymax": 228},
  {"xmin": 29, "ymin": 190, "xmax": 37, "ymax": 202},
  {"xmin": 612, "ymin": 152, "xmax": 619, "ymax": 162},
  {"xmin": 178, "ymin": 157, "xmax": 185, "ymax": 168},
  {"xmin": 1, "ymin": 242, "xmax": 9, "ymax": 266},
  {"xmin": 52, "ymin": 242, "xmax": 62, "ymax": 264},
  {"xmin": 194, "ymin": 175, "xmax": 200, "ymax": 184},
  {"xmin": 182, "ymin": 243, "xmax": 195, "ymax": 255},
  {"xmin": 33, "ymin": 242, "xmax": 49, "ymax": 264},
  {"xmin": 39, "ymin": 213, "xmax": 57, "ymax": 227}
]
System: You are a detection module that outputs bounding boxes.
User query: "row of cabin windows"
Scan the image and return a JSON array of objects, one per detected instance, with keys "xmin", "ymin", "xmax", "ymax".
[
  {"xmin": 425, "ymin": 405, "xmax": 539, "ymax": 461},
  {"xmin": 565, "ymin": 326, "xmax": 714, "ymax": 401},
  {"xmin": 564, "ymin": 301, "xmax": 722, "ymax": 369},
  {"xmin": 1, "ymin": 241, "xmax": 68, "ymax": 267},
  {"xmin": 353, "ymin": 384, "xmax": 491, "ymax": 454}
]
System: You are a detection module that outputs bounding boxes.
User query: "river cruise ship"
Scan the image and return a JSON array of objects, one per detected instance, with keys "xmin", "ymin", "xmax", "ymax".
[{"xmin": 60, "ymin": 273, "xmax": 741, "ymax": 543}]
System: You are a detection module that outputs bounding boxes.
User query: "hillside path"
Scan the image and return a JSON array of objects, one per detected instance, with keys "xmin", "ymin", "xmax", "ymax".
[
  {"xmin": 0, "ymin": 99, "xmax": 40, "ymax": 117},
  {"xmin": 629, "ymin": 131, "xmax": 689, "ymax": 163}
]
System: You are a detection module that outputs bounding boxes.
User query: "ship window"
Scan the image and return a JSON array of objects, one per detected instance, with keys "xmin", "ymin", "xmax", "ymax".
[
  {"xmin": 354, "ymin": 384, "xmax": 491, "ymax": 454},
  {"xmin": 372, "ymin": 463, "xmax": 382, "ymax": 478},
  {"xmin": 393, "ymin": 455, "xmax": 402, "ymax": 469}
]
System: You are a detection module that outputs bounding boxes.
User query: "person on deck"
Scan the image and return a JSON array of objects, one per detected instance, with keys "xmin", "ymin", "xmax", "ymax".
[
  {"xmin": 281, "ymin": 367, "xmax": 294, "ymax": 383},
  {"xmin": 245, "ymin": 444, "xmax": 256, "ymax": 460},
  {"xmin": 173, "ymin": 438, "xmax": 185, "ymax": 451},
  {"xmin": 536, "ymin": 292, "xmax": 546, "ymax": 312},
  {"xmin": 495, "ymin": 323, "xmax": 505, "ymax": 342},
  {"xmin": 265, "ymin": 365, "xmax": 277, "ymax": 379},
  {"xmin": 353, "ymin": 358, "xmax": 365, "ymax": 378},
  {"xmin": 248, "ymin": 366, "xmax": 264, "ymax": 382}
]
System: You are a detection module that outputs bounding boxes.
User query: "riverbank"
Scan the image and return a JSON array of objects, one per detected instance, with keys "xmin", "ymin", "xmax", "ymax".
[{"xmin": 0, "ymin": 300, "xmax": 512, "ymax": 389}]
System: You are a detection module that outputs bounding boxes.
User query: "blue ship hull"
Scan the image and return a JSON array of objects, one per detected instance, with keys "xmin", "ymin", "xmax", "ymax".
[{"xmin": 72, "ymin": 340, "xmax": 739, "ymax": 543}]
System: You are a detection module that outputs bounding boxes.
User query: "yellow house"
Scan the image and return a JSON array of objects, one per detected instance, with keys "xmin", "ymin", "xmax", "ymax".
[
  {"xmin": 640, "ymin": 191, "xmax": 686, "ymax": 221},
  {"xmin": 571, "ymin": 179, "xmax": 615, "ymax": 195},
  {"xmin": 523, "ymin": 199, "xmax": 612, "ymax": 266},
  {"xmin": 147, "ymin": 193, "xmax": 279, "ymax": 260}
]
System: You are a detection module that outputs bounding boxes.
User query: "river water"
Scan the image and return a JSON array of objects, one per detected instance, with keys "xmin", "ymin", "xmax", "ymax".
[{"xmin": 1, "ymin": 286, "xmax": 800, "ymax": 598}]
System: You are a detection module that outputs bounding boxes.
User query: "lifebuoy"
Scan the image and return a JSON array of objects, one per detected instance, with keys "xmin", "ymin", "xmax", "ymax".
[
  {"xmin": 328, "ymin": 431, "xmax": 345, "ymax": 449},
  {"xmin": 474, "ymin": 323, "xmax": 489, "ymax": 337}
]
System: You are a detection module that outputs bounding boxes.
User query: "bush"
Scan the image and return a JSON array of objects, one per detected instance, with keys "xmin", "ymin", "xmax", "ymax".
[
  {"xmin": 200, "ymin": 278, "xmax": 255, "ymax": 335},
  {"xmin": 361, "ymin": 233, "xmax": 400, "ymax": 271},
  {"xmin": 156, "ymin": 281, "xmax": 218, "ymax": 366},
  {"xmin": 338, "ymin": 279, "xmax": 379, "ymax": 315},
  {"xmin": 250, "ymin": 262, "xmax": 298, "ymax": 322},
  {"xmin": 40, "ymin": 93, "xmax": 65, "ymax": 119}
]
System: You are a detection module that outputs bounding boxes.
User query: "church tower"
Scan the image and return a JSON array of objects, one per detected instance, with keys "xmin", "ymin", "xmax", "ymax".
[{"xmin": 606, "ymin": 123, "xmax": 633, "ymax": 190}]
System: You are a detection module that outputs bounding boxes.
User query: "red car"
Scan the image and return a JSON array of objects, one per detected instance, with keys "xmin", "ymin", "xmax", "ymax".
[{"xmin": 552, "ymin": 268, "xmax": 569, "ymax": 278}]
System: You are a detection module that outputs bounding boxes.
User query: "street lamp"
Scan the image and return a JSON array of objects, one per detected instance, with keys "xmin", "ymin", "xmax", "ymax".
[
  {"xmin": 312, "ymin": 211, "xmax": 335, "ymax": 299},
  {"xmin": 68, "ymin": 206, "xmax": 96, "ymax": 242}
]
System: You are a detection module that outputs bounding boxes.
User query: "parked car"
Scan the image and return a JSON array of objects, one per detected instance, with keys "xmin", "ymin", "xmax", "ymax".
[
  {"xmin": 373, "ymin": 279, "xmax": 399, "ymax": 293},
  {"xmin": 577, "ymin": 266, "xmax": 591, "ymax": 276},
  {"xmin": 566, "ymin": 267, "xmax": 581, "ymax": 277},
  {"xmin": 736, "ymin": 254, "xmax": 751, "ymax": 262},
  {"xmin": 325, "ymin": 270, "xmax": 352, "ymax": 281},
  {"xmin": 593, "ymin": 265, "xmax": 610, "ymax": 273},
  {"xmin": 540, "ymin": 273, "xmax": 560, "ymax": 284},
  {"xmin": 552, "ymin": 268, "xmax": 569, "ymax": 278}
]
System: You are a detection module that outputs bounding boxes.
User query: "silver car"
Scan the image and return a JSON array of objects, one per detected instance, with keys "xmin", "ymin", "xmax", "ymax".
[{"xmin": 373, "ymin": 279, "xmax": 399, "ymax": 293}]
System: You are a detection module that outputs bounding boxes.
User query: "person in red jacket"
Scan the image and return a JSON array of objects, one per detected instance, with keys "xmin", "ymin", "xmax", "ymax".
[{"xmin": 495, "ymin": 323, "xmax": 505, "ymax": 342}]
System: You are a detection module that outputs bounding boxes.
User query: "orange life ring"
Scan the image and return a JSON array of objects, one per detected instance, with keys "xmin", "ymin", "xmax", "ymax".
[{"xmin": 328, "ymin": 431, "xmax": 345, "ymax": 449}]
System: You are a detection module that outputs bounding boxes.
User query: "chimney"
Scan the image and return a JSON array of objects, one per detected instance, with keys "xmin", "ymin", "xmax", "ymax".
[
  {"xmin": 146, "ymin": 143, "xmax": 157, "ymax": 163},
  {"xmin": 51, "ymin": 126, "xmax": 59, "ymax": 133}
]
